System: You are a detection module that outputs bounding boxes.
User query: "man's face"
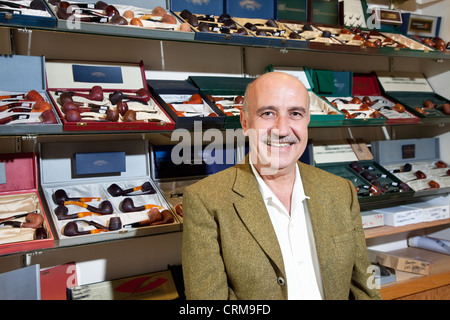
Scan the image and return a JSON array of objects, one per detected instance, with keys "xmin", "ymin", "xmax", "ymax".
[{"xmin": 240, "ymin": 73, "xmax": 310, "ymax": 176}]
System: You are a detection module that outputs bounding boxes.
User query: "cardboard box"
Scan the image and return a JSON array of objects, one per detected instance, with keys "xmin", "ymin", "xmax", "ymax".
[
  {"xmin": 402, "ymin": 200, "xmax": 449, "ymax": 222},
  {"xmin": 368, "ymin": 249, "xmax": 432, "ymax": 275},
  {"xmin": 39, "ymin": 140, "xmax": 181, "ymax": 246},
  {"xmin": 0, "ymin": 55, "xmax": 62, "ymax": 134},
  {"xmin": 307, "ymin": 68, "xmax": 387, "ymax": 126},
  {"xmin": 352, "ymin": 72, "xmax": 419, "ymax": 124},
  {"xmin": 361, "ymin": 210, "xmax": 384, "ymax": 229},
  {"xmin": 371, "ymin": 138, "xmax": 450, "ymax": 197},
  {"xmin": 147, "ymin": 79, "xmax": 225, "ymax": 130},
  {"xmin": 376, "ymin": 71, "xmax": 450, "ymax": 123},
  {"xmin": 46, "ymin": 0, "xmax": 194, "ymax": 41},
  {"xmin": 265, "ymin": 65, "xmax": 344, "ymax": 127},
  {"xmin": 0, "ymin": 0, "xmax": 55, "ymax": 28},
  {"xmin": 67, "ymin": 269, "xmax": 179, "ymax": 300},
  {"xmin": 0, "ymin": 153, "xmax": 54, "ymax": 255},
  {"xmin": 373, "ymin": 205, "xmax": 423, "ymax": 227},
  {"xmin": 46, "ymin": 60, "xmax": 175, "ymax": 132}
]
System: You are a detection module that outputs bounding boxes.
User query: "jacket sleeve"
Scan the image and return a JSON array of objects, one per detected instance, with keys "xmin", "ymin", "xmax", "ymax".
[
  {"xmin": 181, "ymin": 185, "xmax": 235, "ymax": 300},
  {"xmin": 347, "ymin": 179, "xmax": 383, "ymax": 300}
]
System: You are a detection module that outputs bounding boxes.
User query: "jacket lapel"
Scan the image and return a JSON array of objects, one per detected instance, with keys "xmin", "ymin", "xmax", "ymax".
[{"xmin": 232, "ymin": 163, "xmax": 286, "ymax": 276}]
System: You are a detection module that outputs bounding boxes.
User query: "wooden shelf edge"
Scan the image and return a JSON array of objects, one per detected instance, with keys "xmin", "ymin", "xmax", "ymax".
[
  {"xmin": 380, "ymin": 270, "xmax": 450, "ymax": 300},
  {"xmin": 364, "ymin": 218, "xmax": 450, "ymax": 239}
]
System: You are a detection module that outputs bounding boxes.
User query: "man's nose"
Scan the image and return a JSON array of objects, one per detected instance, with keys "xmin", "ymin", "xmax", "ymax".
[{"xmin": 274, "ymin": 114, "xmax": 291, "ymax": 136}]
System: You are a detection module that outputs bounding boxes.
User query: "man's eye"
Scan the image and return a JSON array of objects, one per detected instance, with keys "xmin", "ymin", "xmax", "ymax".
[
  {"xmin": 260, "ymin": 111, "xmax": 276, "ymax": 118},
  {"xmin": 290, "ymin": 111, "xmax": 304, "ymax": 118}
]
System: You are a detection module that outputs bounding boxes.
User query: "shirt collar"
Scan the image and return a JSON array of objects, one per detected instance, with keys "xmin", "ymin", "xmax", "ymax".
[{"xmin": 249, "ymin": 162, "xmax": 309, "ymax": 204}]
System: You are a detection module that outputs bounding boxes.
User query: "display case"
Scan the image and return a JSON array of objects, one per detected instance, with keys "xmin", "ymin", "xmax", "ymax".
[
  {"xmin": 45, "ymin": 60, "xmax": 175, "ymax": 132},
  {"xmin": 0, "ymin": 55, "xmax": 62, "ymax": 134},
  {"xmin": 39, "ymin": 139, "xmax": 180, "ymax": 246},
  {"xmin": 0, "ymin": 152, "xmax": 54, "ymax": 255}
]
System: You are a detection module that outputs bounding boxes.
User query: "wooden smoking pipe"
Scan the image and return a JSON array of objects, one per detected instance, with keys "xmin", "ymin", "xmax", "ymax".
[
  {"xmin": 39, "ymin": 109, "xmax": 58, "ymax": 124},
  {"xmin": 120, "ymin": 197, "xmax": 161, "ymax": 213},
  {"xmin": 435, "ymin": 160, "xmax": 447, "ymax": 168},
  {"xmin": 109, "ymin": 88, "xmax": 151, "ymax": 105},
  {"xmin": 0, "ymin": 114, "xmax": 30, "ymax": 124},
  {"xmin": 60, "ymin": 200, "xmax": 113, "ymax": 215},
  {"xmin": 0, "ymin": 210, "xmax": 37, "ymax": 223},
  {"xmin": 175, "ymin": 203, "xmax": 183, "ymax": 217},
  {"xmin": 62, "ymin": 100, "xmax": 108, "ymax": 114},
  {"xmin": 54, "ymin": 205, "xmax": 101, "ymax": 220},
  {"xmin": 428, "ymin": 180, "xmax": 440, "ymax": 189},
  {"xmin": 58, "ymin": 85, "xmax": 104, "ymax": 102},
  {"xmin": 0, "ymin": 211, "xmax": 43, "ymax": 229},
  {"xmin": 108, "ymin": 216, "xmax": 122, "ymax": 231},
  {"xmin": 123, "ymin": 207, "xmax": 162, "ymax": 228},
  {"xmin": 0, "ymin": 89, "xmax": 44, "ymax": 102},
  {"xmin": 406, "ymin": 170, "xmax": 427, "ymax": 182},
  {"xmin": 390, "ymin": 163, "xmax": 412, "ymax": 173},
  {"xmin": 151, "ymin": 209, "xmax": 174, "ymax": 225},
  {"xmin": 107, "ymin": 181, "xmax": 155, "ymax": 197},
  {"xmin": 54, "ymin": 189, "xmax": 101, "ymax": 205},
  {"xmin": 35, "ymin": 227, "xmax": 47, "ymax": 239},
  {"xmin": 63, "ymin": 221, "xmax": 108, "ymax": 236}
]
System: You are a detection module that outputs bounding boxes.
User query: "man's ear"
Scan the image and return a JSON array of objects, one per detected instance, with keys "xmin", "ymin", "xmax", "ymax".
[{"xmin": 240, "ymin": 110, "xmax": 248, "ymax": 135}]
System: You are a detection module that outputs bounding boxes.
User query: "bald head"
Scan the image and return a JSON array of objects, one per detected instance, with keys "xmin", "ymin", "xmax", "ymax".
[{"xmin": 242, "ymin": 72, "xmax": 309, "ymax": 114}]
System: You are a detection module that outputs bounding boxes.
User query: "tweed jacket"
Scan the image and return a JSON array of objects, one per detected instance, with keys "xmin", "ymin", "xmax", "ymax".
[{"xmin": 182, "ymin": 159, "xmax": 382, "ymax": 300}]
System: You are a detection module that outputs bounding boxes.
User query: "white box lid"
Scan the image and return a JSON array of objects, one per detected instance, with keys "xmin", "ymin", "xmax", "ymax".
[
  {"xmin": 376, "ymin": 71, "xmax": 434, "ymax": 93},
  {"xmin": 39, "ymin": 140, "xmax": 150, "ymax": 186}
]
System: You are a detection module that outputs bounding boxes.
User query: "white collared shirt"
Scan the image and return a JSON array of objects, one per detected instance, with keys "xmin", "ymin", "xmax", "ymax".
[{"xmin": 250, "ymin": 163, "xmax": 323, "ymax": 300}]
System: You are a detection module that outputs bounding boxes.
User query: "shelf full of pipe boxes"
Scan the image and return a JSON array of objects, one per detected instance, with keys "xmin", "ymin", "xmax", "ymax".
[
  {"xmin": 3, "ymin": 55, "xmax": 450, "ymax": 134},
  {"xmin": 1, "ymin": 1, "xmax": 450, "ymax": 60}
]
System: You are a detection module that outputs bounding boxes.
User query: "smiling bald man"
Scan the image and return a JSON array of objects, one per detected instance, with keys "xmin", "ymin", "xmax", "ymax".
[{"xmin": 182, "ymin": 72, "xmax": 381, "ymax": 300}]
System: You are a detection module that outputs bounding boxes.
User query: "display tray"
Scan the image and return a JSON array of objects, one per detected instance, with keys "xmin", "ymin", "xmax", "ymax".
[
  {"xmin": 0, "ymin": 55, "xmax": 62, "ymax": 134},
  {"xmin": 45, "ymin": 60, "xmax": 175, "ymax": 131},
  {"xmin": 307, "ymin": 68, "xmax": 386, "ymax": 126},
  {"xmin": 45, "ymin": 1, "xmax": 194, "ymax": 41},
  {"xmin": 0, "ymin": 153, "xmax": 54, "ymax": 255},
  {"xmin": 147, "ymin": 79, "xmax": 225, "ymax": 130},
  {"xmin": 187, "ymin": 75, "xmax": 255, "ymax": 129},
  {"xmin": 316, "ymin": 160, "xmax": 415, "ymax": 204},
  {"xmin": 172, "ymin": 10, "xmax": 262, "ymax": 46},
  {"xmin": 264, "ymin": 65, "xmax": 344, "ymax": 127},
  {"xmin": 0, "ymin": 0, "xmax": 56, "ymax": 28},
  {"xmin": 39, "ymin": 140, "xmax": 180, "ymax": 246},
  {"xmin": 230, "ymin": 17, "xmax": 309, "ymax": 49},
  {"xmin": 371, "ymin": 138, "xmax": 450, "ymax": 198},
  {"xmin": 281, "ymin": 22, "xmax": 380, "ymax": 54},
  {"xmin": 352, "ymin": 72, "xmax": 419, "ymax": 124},
  {"xmin": 376, "ymin": 71, "xmax": 450, "ymax": 123}
]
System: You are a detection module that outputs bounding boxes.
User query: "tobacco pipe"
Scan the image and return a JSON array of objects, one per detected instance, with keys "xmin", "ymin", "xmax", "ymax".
[
  {"xmin": 60, "ymin": 200, "xmax": 113, "ymax": 215},
  {"xmin": 391, "ymin": 163, "xmax": 412, "ymax": 173},
  {"xmin": 0, "ymin": 210, "xmax": 37, "ymax": 223},
  {"xmin": 108, "ymin": 216, "xmax": 122, "ymax": 231},
  {"xmin": 435, "ymin": 160, "xmax": 447, "ymax": 168},
  {"xmin": 109, "ymin": 88, "xmax": 151, "ymax": 105},
  {"xmin": 428, "ymin": 180, "xmax": 440, "ymax": 189},
  {"xmin": 406, "ymin": 170, "xmax": 427, "ymax": 182},
  {"xmin": 63, "ymin": 221, "xmax": 108, "ymax": 237},
  {"xmin": 58, "ymin": 86, "xmax": 104, "ymax": 102},
  {"xmin": 0, "ymin": 114, "xmax": 30, "ymax": 124},
  {"xmin": 54, "ymin": 205, "xmax": 101, "ymax": 220},
  {"xmin": 35, "ymin": 227, "xmax": 47, "ymax": 239},
  {"xmin": 120, "ymin": 197, "xmax": 161, "ymax": 213},
  {"xmin": 107, "ymin": 181, "xmax": 155, "ymax": 197},
  {"xmin": 62, "ymin": 100, "xmax": 108, "ymax": 114},
  {"xmin": 123, "ymin": 207, "xmax": 162, "ymax": 228},
  {"xmin": 440, "ymin": 169, "xmax": 450, "ymax": 177},
  {"xmin": 54, "ymin": 189, "xmax": 101, "ymax": 205},
  {"xmin": 151, "ymin": 209, "xmax": 174, "ymax": 225},
  {"xmin": 0, "ymin": 211, "xmax": 43, "ymax": 229},
  {"xmin": 0, "ymin": 89, "xmax": 44, "ymax": 102}
]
